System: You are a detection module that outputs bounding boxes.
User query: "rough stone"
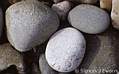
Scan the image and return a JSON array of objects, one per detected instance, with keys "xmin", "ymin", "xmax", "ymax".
[{"xmin": 45, "ymin": 27, "xmax": 86, "ymax": 72}]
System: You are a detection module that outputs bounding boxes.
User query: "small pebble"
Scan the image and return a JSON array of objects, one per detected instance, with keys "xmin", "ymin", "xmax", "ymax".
[
  {"xmin": 0, "ymin": 43, "xmax": 23, "ymax": 71},
  {"xmin": 52, "ymin": 1, "xmax": 72, "ymax": 20},
  {"xmin": 45, "ymin": 27, "xmax": 86, "ymax": 72},
  {"xmin": 111, "ymin": 0, "xmax": 119, "ymax": 30},
  {"xmin": 68, "ymin": 4, "xmax": 110, "ymax": 34},
  {"xmin": 6, "ymin": 0, "xmax": 59, "ymax": 52},
  {"xmin": 100, "ymin": 0, "xmax": 112, "ymax": 11}
]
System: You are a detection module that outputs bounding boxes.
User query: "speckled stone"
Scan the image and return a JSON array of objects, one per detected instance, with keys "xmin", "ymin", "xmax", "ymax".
[
  {"xmin": 0, "ymin": 43, "xmax": 23, "ymax": 71},
  {"xmin": 52, "ymin": 1, "xmax": 72, "ymax": 20},
  {"xmin": 45, "ymin": 27, "xmax": 86, "ymax": 72},
  {"xmin": 0, "ymin": 7, "xmax": 3, "ymax": 37},
  {"xmin": 100, "ymin": 0, "xmax": 112, "ymax": 11},
  {"xmin": 6, "ymin": 0, "xmax": 59, "ymax": 52},
  {"xmin": 68, "ymin": 4, "xmax": 110, "ymax": 34},
  {"xmin": 111, "ymin": 0, "xmax": 119, "ymax": 30}
]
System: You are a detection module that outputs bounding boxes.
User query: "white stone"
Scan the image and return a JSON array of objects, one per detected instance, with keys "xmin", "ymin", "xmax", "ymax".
[
  {"xmin": 68, "ymin": 4, "xmax": 110, "ymax": 34},
  {"xmin": 45, "ymin": 27, "xmax": 86, "ymax": 72},
  {"xmin": 6, "ymin": 0, "xmax": 59, "ymax": 52}
]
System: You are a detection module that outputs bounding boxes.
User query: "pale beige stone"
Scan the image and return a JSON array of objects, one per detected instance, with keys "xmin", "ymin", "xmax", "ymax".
[
  {"xmin": 111, "ymin": 0, "xmax": 119, "ymax": 29},
  {"xmin": 100, "ymin": 0, "xmax": 112, "ymax": 11}
]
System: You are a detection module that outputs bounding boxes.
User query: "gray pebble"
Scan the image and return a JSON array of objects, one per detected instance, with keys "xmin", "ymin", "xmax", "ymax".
[
  {"xmin": 6, "ymin": 0, "xmax": 59, "ymax": 52},
  {"xmin": 52, "ymin": 1, "xmax": 72, "ymax": 20},
  {"xmin": 45, "ymin": 27, "xmax": 86, "ymax": 72},
  {"xmin": 68, "ymin": 4, "xmax": 110, "ymax": 34}
]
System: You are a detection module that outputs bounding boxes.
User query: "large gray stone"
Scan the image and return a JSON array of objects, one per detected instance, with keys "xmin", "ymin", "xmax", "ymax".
[
  {"xmin": 45, "ymin": 27, "xmax": 86, "ymax": 72},
  {"xmin": 6, "ymin": 0, "xmax": 59, "ymax": 52},
  {"xmin": 68, "ymin": 4, "xmax": 110, "ymax": 34}
]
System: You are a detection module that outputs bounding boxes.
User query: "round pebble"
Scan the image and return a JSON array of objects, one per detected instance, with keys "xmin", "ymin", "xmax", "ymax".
[
  {"xmin": 68, "ymin": 4, "xmax": 110, "ymax": 34},
  {"xmin": 6, "ymin": 0, "xmax": 59, "ymax": 52},
  {"xmin": 45, "ymin": 27, "xmax": 86, "ymax": 72}
]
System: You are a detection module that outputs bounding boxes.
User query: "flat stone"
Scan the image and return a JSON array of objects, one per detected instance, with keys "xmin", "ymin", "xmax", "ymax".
[
  {"xmin": 45, "ymin": 27, "xmax": 86, "ymax": 72},
  {"xmin": 6, "ymin": 0, "xmax": 59, "ymax": 52},
  {"xmin": 68, "ymin": 4, "xmax": 110, "ymax": 34},
  {"xmin": 111, "ymin": 0, "xmax": 119, "ymax": 30}
]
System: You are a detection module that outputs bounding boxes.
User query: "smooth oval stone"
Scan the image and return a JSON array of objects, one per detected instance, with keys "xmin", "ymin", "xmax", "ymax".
[
  {"xmin": 45, "ymin": 27, "xmax": 86, "ymax": 72},
  {"xmin": 0, "ymin": 8, "xmax": 3, "ymax": 37},
  {"xmin": 0, "ymin": 43, "xmax": 23, "ymax": 71},
  {"xmin": 100, "ymin": 0, "xmax": 112, "ymax": 11},
  {"xmin": 6, "ymin": 0, "xmax": 59, "ymax": 52},
  {"xmin": 68, "ymin": 4, "xmax": 110, "ymax": 34},
  {"xmin": 111, "ymin": 0, "xmax": 119, "ymax": 30}
]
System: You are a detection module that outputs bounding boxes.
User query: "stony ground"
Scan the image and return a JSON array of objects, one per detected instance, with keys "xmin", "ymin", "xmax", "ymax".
[{"xmin": 0, "ymin": 0, "xmax": 118, "ymax": 74}]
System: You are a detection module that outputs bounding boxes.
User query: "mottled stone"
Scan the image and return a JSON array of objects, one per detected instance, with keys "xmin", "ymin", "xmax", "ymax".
[
  {"xmin": 6, "ymin": 0, "xmax": 59, "ymax": 52},
  {"xmin": 45, "ymin": 27, "xmax": 86, "ymax": 72},
  {"xmin": 52, "ymin": 1, "xmax": 72, "ymax": 20},
  {"xmin": 0, "ymin": 43, "xmax": 23, "ymax": 71},
  {"xmin": 111, "ymin": 0, "xmax": 119, "ymax": 30},
  {"xmin": 68, "ymin": 4, "xmax": 110, "ymax": 34},
  {"xmin": 100, "ymin": 0, "xmax": 112, "ymax": 11}
]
